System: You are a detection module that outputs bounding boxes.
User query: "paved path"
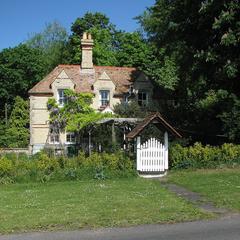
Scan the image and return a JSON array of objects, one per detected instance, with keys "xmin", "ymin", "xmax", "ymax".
[
  {"xmin": 1, "ymin": 214, "xmax": 240, "ymax": 240},
  {"xmin": 161, "ymin": 183, "xmax": 230, "ymax": 215}
]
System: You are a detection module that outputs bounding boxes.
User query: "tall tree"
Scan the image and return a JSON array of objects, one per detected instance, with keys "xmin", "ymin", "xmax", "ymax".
[
  {"xmin": 27, "ymin": 21, "xmax": 69, "ymax": 71},
  {"xmin": 0, "ymin": 44, "xmax": 48, "ymax": 112},
  {"xmin": 0, "ymin": 96, "xmax": 29, "ymax": 147},
  {"xmin": 68, "ymin": 12, "xmax": 118, "ymax": 65},
  {"xmin": 138, "ymin": 0, "xmax": 240, "ymax": 141},
  {"xmin": 68, "ymin": 12, "xmax": 152, "ymax": 67}
]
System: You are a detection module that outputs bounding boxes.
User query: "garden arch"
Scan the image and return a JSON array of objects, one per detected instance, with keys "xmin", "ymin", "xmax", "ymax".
[{"xmin": 126, "ymin": 112, "xmax": 182, "ymax": 177}]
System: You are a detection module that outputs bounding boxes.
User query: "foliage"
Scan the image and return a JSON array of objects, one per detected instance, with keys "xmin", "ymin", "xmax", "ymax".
[
  {"xmin": 114, "ymin": 100, "xmax": 159, "ymax": 118},
  {"xmin": 0, "ymin": 96, "xmax": 29, "ymax": 147},
  {"xmin": 0, "ymin": 156, "xmax": 13, "ymax": 177},
  {"xmin": 219, "ymin": 95, "xmax": 240, "ymax": 142},
  {"xmin": 68, "ymin": 12, "xmax": 118, "ymax": 65},
  {"xmin": 0, "ymin": 151, "xmax": 135, "ymax": 184},
  {"xmin": 47, "ymin": 90, "xmax": 110, "ymax": 135},
  {"xmin": 0, "ymin": 44, "xmax": 48, "ymax": 111},
  {"xmin": 138, "ymin": 0, "xmax": 240, "ymax": 142},
  {"xmin": 26, "ymin": 21, "xmax": 69, "ymax": 71},
  {"xmin": 170, "ymin": 142, "xmax": 240, "ymax": 169},
  {"xmin": 68, "ymin": 12, "xmax": 151, "ymax": 67},
  {"xmin": 115, "ymin": 31, "xmax": 152, "ymax": 67}
]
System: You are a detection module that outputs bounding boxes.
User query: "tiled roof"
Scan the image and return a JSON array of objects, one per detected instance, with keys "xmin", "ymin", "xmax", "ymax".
[
  {"xmin": 126, "ymin": 112, "xmax": 182, "ymax": 139},
  {"xmin": 28, "ymin": 64, "xmax": 140, "ymax": 95}
]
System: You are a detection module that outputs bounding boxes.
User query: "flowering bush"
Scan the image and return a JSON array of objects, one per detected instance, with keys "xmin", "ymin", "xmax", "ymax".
[
  {"xmin": 170, "ymin": 143, "xmax": 240, "ymax": 169},
  {"xmin": 0, "ymin": 150, "xmax": 135, "ymax": 184}
]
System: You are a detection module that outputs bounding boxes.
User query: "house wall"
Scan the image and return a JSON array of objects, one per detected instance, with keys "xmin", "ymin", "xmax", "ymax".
[
  {"xmin": 30, "ymin": 71, "xmax": 154, "ymax": 154},
  {"xmin": 30, "ymin": 95, "xmax": 50, "ymax": 154},
  {"xmin": 30, "ymin": 70, "xmax": 76, "ymax": 154}
]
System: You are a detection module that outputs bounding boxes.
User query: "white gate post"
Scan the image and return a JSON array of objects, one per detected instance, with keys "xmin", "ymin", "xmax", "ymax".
[
  {"xmin": 164, "ymin": 132, "xmax": 169, "ymax": 170},
  {"xmin": 136, "ymin": 136, "xmax": 141, "ymax": 171}
]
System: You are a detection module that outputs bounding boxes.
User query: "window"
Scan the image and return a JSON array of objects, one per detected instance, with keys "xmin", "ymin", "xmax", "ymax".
[
  {"xmin": 66, "ymin": 132, "xmax": 76, "ymax": 144},
  {"xmin": 58, "ymin": 89, "xmax": 67, "ymax": 106},
  {"xmin": 138, "ymin": 91, "xmax": 148, "ymax": 106},
  {"xmin": 99, "ymin": 90, "xmax": 110, "ymax": 107},
  {"xmin": 50, "ymin": 129, "xmax": 60, "ymax": 144}
]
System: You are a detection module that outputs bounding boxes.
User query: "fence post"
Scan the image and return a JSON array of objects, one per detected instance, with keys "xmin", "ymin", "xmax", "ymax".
[
  {"xmin": 136, "ymin": 136, "xmax": 141, "ymax": 171},
  {"xmin": 164, "ymin": 132, "xmax": 169, "ymax": 170}
]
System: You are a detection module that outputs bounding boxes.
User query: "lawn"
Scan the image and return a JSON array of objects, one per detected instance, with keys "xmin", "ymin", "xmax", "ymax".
[
  {"xmin": 0, "ymin": 178, "xmax": 209, "ymax": 233},
  {"xmin": 167, "ymin": 168, "xmax": 240, "ymax": 211}
]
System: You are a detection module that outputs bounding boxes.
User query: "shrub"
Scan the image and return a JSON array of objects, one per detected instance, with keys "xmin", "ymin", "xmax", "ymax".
[
  {"xmin": 170, "ymin": 142, "xmax": 240, "ymax": 169},
  {"xmin": 0, "ymin": 156, "xmax": 14, "ymax": 177},
  {"xmin": 36, "ymin": 152, "xmax": 59, "ymax": 174},
  {"xmin": 0, "ymin": 150, "xmax": 136, "ymax": 184}
]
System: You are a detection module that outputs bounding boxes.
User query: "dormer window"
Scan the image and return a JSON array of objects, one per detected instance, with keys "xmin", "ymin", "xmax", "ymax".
[
  {"xmin": 58, "ymin": 89, "xmax": 67, "ymax": 107},
  {"xmin": 138, "ymin": 91, "xmax": 148, "ymax": 106},
  {"xmin": 99, "ymin": 90, "xmax": 110, "ymax": 107}
]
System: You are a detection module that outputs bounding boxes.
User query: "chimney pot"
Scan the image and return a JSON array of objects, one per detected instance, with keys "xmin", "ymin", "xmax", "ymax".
[
  {"xmin": 83, "ymin": 32, "xmax": 87, "ymax": 40},
  {"xmin": 81, "ymin": 32, "xmax": 94, "ymax": 70},
  {"xmin": 87, "ymin": 33, "xmax": 92, "ymax": 40}
]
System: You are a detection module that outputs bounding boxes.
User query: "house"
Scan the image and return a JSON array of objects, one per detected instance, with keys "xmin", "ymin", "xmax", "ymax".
[{"xmin": 28, "ymin": 32, "xmax": 155, "ymax": 154}]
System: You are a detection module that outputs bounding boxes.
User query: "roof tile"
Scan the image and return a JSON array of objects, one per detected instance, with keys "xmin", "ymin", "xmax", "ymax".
[{"xmin": 28, "ymin": 64, "xmax": 140, "ymax": 95}]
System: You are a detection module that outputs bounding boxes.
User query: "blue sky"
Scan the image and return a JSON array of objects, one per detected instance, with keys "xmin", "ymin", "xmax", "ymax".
[{"xmin": 0, "ymin": 0, "xmax": 155, "ymax": 50}]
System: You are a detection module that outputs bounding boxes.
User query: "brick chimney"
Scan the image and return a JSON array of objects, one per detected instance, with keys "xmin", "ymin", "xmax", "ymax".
[{"xmin": 81, "ymin": 32, "xmax": 94, "ymax": 69}]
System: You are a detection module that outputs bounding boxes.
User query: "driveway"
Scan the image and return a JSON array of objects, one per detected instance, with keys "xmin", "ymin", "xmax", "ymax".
[{"xmin": 1, "ymin": 214, "xmax": 240, "ymax": 240}]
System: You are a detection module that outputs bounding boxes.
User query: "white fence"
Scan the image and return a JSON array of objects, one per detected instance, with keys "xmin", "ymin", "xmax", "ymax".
[{"xmin": 137, "ymin": 137, "xmax": 168, "ymax": 172}]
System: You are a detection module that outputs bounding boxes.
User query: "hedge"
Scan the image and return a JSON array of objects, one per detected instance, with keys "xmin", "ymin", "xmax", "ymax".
[
  {"xmin": 170, "ymin": 143, "xmax": 240, "ymax": 169},
  {"xmin": 0, "ymin": 151, "xmax": 136, "ymax": 184}
]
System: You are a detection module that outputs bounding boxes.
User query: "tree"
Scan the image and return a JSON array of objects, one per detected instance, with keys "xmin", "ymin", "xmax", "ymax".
[
  {"xmin": 114, "ymin": 100, "xmax": 158, "ymax": 118},
  {"xmin": 0, "ymin": 44, "xmax": 48, "ymax": 112},
  {"xmin": 68, "ymin": 12, "xmax": 152, "ymax": 67},
  {"xmin": 137, "ymin": 0, "xmax": 240, "ymax": 141},
  {"xmin": 68, "ymin": 12, "xmax": 118, "ymax": 65},
  {"xmin": 26, "ymin": 21, "xmax": 69, "ymax": 71},
  {"xmin": 0, "ymin": 96, "xmax": 29, "ymax": 147},
  {"xmin": 115, "ymin": 32, "xmax": 152, "ymax": 67}
]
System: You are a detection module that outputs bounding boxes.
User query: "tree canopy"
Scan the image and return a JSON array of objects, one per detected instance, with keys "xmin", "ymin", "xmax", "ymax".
[
  {"xmin": 0, "ymin": 44, "xmax": 48, "ymax": 112},
  {"xmin": 137, "ymin": 0, "xmax": 240, "ymax": 141},
  {"xmin": 0, "ymin": 96, "xmax": 29, "ymax": 147}
]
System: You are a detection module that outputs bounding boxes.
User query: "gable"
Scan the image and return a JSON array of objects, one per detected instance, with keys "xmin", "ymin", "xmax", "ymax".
[
  {"xmin": 51, "ymin": 70, "xmax": 75, "ymax": 89},
  {"xmin": 28, "ymin": 65, "xmax": 147, "ymax": 96},
  {"xmin": 98, "ymin": 71, "xmax": 111, "ymax": 81},
  {"xmin": 134, "ymin": 72, "xmax": 153, "ymax": 91}
]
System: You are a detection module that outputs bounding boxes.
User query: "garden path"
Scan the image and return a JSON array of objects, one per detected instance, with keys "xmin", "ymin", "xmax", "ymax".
[{"xmin": 161, "ymin": 182, "xmax": 233, "ymax": 216}]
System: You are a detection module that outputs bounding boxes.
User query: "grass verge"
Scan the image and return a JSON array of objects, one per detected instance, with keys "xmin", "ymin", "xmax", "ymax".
[
  {"xmin": 0, "ymin": 178, "xmax": 210, "ymax": 233},
  {"xmin": 167, "ymin": 168, "xmax": 240, "ymax": 211}
]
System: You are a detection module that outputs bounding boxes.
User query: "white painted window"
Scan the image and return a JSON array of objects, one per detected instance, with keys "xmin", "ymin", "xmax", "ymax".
[
  {"xmin": 138, "ymin": 91, "xmax": 148, "ymax": 106},
  {"xmin": 58, "ymin": 89, "xmax": 67, "ymax": 106},
  {"xmin": 99, "ymin": 90, "xmax": 110, "ymax": 107},
  {"xmin": 66, "ymin": 132, "xmax": 76, "ymax": 144}
]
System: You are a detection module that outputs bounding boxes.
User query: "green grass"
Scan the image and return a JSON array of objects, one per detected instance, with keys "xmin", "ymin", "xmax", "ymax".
[
  {"xmin": 167, "ymin": 168, "xmax": 240, "ymax": 211},
  {"xmin": 0, "ymin": 178, "xmax": 210, "ymax": 233}
]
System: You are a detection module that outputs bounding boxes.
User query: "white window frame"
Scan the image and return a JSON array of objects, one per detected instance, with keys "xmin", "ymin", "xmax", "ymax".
[
  {"xmin": 57, "ymin": 89, "xmax": 67, "ymax": 107},
  {"xmin": 66, "ymin": 132, "xmax": 76, "ymax": 144},
  {"xmin": 138, "ymin": 91, "xmax": 149, "ymax": 106},
  {"xmin": 99, "ymin": 90, "xmax": 110, "ymax": 107}
]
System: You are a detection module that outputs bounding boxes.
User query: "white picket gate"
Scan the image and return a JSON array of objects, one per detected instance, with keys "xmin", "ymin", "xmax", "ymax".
[{"xmin": 136, "ymin": 136, "xmax": 168, "ymax": 172}]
